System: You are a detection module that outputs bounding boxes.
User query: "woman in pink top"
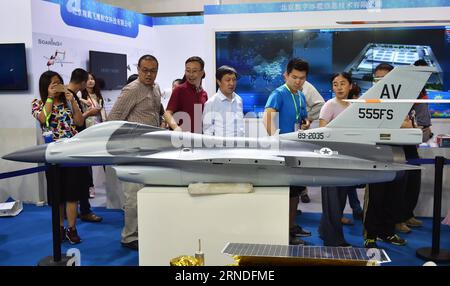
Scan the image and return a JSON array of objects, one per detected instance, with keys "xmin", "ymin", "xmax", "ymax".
[
  {"xmin": 319, "ymin": 73, "xmax": 354, "ymax": 126},
  {"xmin": 320, "ymin": 75, "xmax": 364, "ymax": 223},
  {"xmin": 318, "ymin": 72, "xmax": 362, "ymax": 247}
]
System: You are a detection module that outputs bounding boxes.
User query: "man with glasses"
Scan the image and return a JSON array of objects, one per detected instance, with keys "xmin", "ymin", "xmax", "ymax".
[
  {"xmin": 164, "ymin": 56, "xmax": 208, "ymax": 133},
  {"xmin": 263, "ymin": 58, "xmax": 312, "ymax": 245},
  {"xmin": 108, "ymin": 54, "xmax": 163, "ymax": 250},
  {"xmin": 109, "ymin": 54, "xmax": 162, "ymax": 127}
]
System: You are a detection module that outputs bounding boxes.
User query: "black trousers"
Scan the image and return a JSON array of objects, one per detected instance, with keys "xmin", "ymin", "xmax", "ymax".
[
  {"xmin": 79, "ymin": 197, "xmax": 92, "ymax": 215},
  {"xmin": 87, "ymin": 166, "xmax": 94, "ymax": 187},
  {"xmin": 79, "ymin": 166, "xmax": 94, "ymax": 215},
  {"xmin": 364, "ymin": 173, "xmax": 404, "ymax": 239},
  {"xmin": 401, "ymin": 146, "xmax": 422, "ymax": 221},
  {"xmin": 403, "ymin": 169, "xmax": 422, "ymax": 220},
  {"xmin": 290, "ymin": 186, "xmax": 306, "ymax": 197}
]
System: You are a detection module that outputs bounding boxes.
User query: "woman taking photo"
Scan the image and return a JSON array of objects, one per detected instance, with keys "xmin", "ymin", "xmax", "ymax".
[{"xmin": 31, "ymin": 70, "xmax": 86, "ymax": 244}]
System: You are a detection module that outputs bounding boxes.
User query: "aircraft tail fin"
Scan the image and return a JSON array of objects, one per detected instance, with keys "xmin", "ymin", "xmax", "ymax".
[{"xmin": 327, "ymin": 66, "xmax": 436, "ymax": 129}]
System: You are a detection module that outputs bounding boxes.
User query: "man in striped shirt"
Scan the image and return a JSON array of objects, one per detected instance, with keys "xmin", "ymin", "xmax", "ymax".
[{"xmin": 108, "ymin": 54, "xmax": 163, "ymax": 251}]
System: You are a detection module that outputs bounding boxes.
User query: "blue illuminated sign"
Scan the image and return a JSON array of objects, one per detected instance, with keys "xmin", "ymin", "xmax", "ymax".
[{"xmin": 45, "ymin": 0, "xmax": 153, "ymax": 38}]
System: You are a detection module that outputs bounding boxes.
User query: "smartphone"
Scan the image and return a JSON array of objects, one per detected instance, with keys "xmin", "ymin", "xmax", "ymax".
[{"xmin": 54, "ymin": 84, "xmax": 67, "ymax": 93}]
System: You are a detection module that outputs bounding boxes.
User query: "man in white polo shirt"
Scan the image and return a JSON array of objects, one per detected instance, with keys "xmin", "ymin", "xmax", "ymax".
[
  {"xmin": 297, "ymin": 80, "xmax": 325, "ymax": 204},
  {"xmin": 203, "ymin": 65, "xmax": 244, "ymax": 137}
]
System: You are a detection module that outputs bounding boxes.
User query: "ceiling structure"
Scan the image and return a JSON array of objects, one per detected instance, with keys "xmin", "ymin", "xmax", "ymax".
[{"xmin": 97, "ymin": 0, "xmax": 319, "ymax": 15}]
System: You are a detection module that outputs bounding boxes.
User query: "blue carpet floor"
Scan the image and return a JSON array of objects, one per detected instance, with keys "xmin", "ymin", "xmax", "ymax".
[{"xmin": 1, "ymin": 204, "xmax": 449, "ymax": 266}]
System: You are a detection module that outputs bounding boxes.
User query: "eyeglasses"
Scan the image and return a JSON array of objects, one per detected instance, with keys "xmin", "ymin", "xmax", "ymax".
[
  {"xmin": 140, "ymin": 68, "xmax": 158, "ymax": 74},
  {"xmin": 373, "ymin": 77, "xmax": 383, "ymax": 83}
]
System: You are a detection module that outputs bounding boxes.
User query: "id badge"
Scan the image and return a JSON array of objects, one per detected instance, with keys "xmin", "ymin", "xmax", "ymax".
[{"xmin": 42, "ymin": 130, "xmax": 54, "ymax": 143}]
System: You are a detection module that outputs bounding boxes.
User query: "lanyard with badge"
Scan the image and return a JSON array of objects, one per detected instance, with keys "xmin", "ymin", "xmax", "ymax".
[{"xmin": 284, "ymin": 84, "xmax": 303, "ymax": 131}]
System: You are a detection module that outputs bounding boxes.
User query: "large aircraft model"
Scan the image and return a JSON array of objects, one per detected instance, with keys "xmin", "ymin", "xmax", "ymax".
[{"xmin": 3, "ymin": 66, "xmax": 436, "ymax": 187}]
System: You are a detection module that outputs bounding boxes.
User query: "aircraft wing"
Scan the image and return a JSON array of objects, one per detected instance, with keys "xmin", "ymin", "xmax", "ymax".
[
  {"xmin": 282, "ymin": 154, "xmax": 420, "ymax": 171},
  {"xmin": 139, "ymin": 149, "xmax": 419, "ymax": 171},
  {"xmin": 66, "ymin": 146, "xmax": 419, "ymax": 172},
  {"xmin": 64, "ymin": 148, "xmax": 284, "ymax": 166},
  {"xmin": 146, "ymin": 148, "xmax": 286, "ymax": 166}
]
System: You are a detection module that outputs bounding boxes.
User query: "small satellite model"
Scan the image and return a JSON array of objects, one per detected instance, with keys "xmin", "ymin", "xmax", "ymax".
[{"xmin": 345, "ymin": 43, "xmax": 443, "ymax": 91}]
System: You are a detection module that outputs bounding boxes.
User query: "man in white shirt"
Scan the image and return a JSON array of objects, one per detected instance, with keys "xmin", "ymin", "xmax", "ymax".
[
  {"xmin": 302, "ymin": 80, "xmax": 324, "ymax": 122},
  {"xmin": 299, "ymin": 80, "xmax": 325, "ymax": 204},
  {"xmin": 203, "ymin": 65, "xmax": 244, "ymax": 137}
]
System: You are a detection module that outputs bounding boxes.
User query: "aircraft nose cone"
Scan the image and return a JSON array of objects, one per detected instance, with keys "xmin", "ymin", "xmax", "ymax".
[{"xmin": 2, "ymin": 144, "xmax": 48, "ymax": 163}]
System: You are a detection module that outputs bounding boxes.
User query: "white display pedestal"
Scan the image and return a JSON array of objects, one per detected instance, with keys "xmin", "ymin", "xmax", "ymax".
[{"xmin": 137, "ymin": 186, "xmax": 289, "ymax": 266}]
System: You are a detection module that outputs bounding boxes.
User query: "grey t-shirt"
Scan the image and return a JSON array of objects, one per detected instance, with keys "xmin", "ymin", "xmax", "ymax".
[{"xmin": 413, "ymin": 103, "xmax": 431, "ymax": 127}]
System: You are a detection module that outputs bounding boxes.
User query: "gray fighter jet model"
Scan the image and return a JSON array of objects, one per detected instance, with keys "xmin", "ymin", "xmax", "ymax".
[{"xmin": 3, "ymin": 66, "xmax": 435, "ymax": 187}]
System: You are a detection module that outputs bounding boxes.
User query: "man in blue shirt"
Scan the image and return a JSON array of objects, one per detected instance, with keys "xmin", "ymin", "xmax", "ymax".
[{"xmin": 263, "ymin": 58, "xmax": 312, "ymax": 245}]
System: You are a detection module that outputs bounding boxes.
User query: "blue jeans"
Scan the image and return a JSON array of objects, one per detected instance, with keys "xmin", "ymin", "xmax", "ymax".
[{"xmin": 319, "ymin": 186, "xmax": 348, "ymax": 246}]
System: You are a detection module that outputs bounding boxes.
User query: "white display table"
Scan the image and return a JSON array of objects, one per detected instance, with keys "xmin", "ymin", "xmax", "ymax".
[{"xmin": 137, "ymin": 186, "xmax": 289, "ymax": 266}]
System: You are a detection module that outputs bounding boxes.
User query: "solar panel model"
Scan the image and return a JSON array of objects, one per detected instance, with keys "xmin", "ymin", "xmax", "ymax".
[{"xmin": 222, "ymin": 242, "xmax": 391, "ymax": 266}]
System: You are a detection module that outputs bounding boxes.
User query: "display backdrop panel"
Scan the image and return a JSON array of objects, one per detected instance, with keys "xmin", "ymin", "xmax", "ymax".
[
  {"xmin": 89, "ymin": 50, "xmax": 127, "ymax": 90},
  {"xmin": 216, "ymin": 26, "xmax": 450, "ymax": 118}
]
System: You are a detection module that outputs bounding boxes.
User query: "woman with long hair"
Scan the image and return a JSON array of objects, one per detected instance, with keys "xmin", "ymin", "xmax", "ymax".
[
  {"xmin": 80, "ymin": 72, "xmax": 105, "ymax": 128},
  {"xmin": 31, "ymin": 70, "xmax": 86, "ymax": 244},
  {"xmin": 79, "ymin": 72, "xmax": 106, "ymax": 198}
]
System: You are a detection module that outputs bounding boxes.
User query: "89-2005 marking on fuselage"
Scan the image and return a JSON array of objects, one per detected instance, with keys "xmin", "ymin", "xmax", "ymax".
[{"xmin": 298, "ymin": 132, "xmax": 324, "ymax": 140}]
